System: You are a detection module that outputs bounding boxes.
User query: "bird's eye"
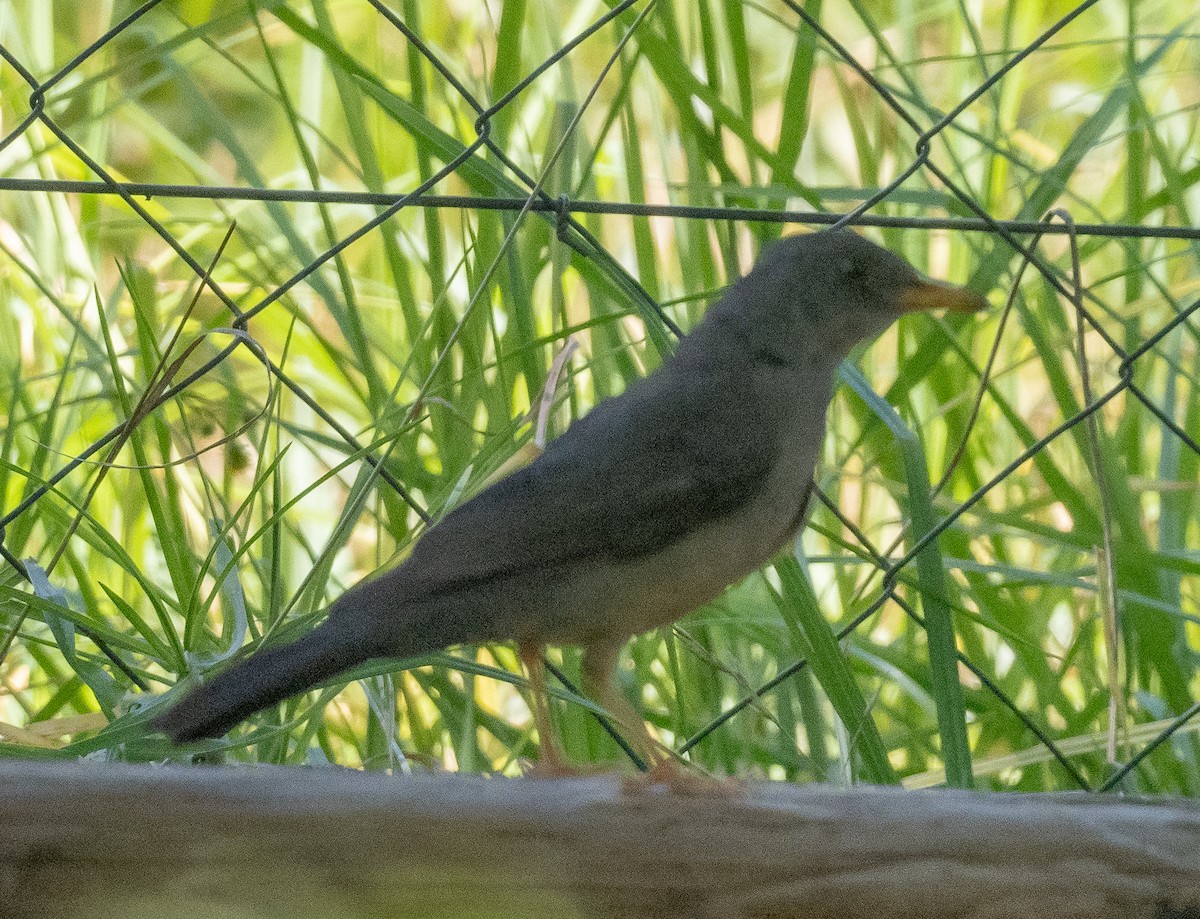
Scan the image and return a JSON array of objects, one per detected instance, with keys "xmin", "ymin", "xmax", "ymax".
[{"xmin": 837, "ymin": 257, "xmax": 868, "ymax": 296}]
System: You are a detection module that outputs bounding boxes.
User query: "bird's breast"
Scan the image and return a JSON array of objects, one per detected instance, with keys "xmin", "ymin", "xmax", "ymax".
[{"xmin": 559, "ymin": 401, "xmax": 828, "ymax": 644}]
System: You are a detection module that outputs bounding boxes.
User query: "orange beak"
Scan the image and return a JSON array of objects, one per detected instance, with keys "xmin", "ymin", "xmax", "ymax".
[{"xmin": 898, "ymin": 276, "xmax": 989, "ymax": 314}]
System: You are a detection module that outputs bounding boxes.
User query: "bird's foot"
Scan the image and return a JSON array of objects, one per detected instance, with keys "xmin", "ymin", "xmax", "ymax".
[
  {"xmin": 520, "ymin": 756, "xmax": 614, "ymax": 780},
  {"xmin": 620, "ymin": 759, "xmax": 744, "ymax": 797}
]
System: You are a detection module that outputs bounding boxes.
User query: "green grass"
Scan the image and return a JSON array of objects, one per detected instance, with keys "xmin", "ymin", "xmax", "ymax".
[{"xmin": 0, "ymin": 0, "xmax": 1197, "ymax": 795}]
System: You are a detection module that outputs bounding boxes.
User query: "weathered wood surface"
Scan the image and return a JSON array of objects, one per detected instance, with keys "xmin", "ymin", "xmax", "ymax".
[{"xmin": 1, "ymin": 759, "xmax": 1198, "ymax": 919}]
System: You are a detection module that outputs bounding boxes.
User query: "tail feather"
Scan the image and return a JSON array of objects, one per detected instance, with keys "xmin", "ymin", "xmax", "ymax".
[
  {"xmin": 152, "ymin": 568, "xmax": 492, "ymax": 744},
  {"xmin": 152, "ymin": 619, "xmax": 372, "ymax": 743}
]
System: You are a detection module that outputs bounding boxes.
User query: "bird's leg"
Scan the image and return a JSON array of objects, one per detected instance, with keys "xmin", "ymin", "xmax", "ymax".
[
  {"xmin": 582, "ymin": 639, "xmax": 741, "ymax": 795},
  {"xmin": 518, "ymin": 641, "xmax": 571, "ymax": 776},
  {"xmin": 580, "ymin": 639, "xmax": 670, "ymax": 772}
]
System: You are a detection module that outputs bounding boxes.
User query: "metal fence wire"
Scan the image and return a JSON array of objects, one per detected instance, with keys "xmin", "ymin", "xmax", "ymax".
[{"xmin": 0, "ymin": 0, "xmax": 1197, "ymax": 792}]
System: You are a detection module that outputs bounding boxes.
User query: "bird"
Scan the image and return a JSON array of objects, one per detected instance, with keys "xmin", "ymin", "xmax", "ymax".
[{"xmin": 152, "ymin": 229, "xmax": 987, "ymax": 775}]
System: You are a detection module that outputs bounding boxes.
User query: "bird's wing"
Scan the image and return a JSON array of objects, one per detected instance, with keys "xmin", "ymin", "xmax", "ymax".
[{"xmin": 395, "ymin": 364, "xmax": 777, "ymax": 594}]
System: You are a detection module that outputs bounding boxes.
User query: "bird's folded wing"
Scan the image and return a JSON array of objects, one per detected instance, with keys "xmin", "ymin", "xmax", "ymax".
[{"xmin": 395, "ymin": 368, "xmax": 776, "ymax": 595}]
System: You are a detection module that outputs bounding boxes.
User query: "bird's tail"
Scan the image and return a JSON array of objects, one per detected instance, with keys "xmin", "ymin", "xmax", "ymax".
[{"xmin": 151, "ymin": 617, "xmax": 375, "ymax": 743}]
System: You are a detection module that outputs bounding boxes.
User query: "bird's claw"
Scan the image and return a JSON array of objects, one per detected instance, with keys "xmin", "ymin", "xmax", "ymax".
[
  {"xmin": 620, "ymin": 759, "xmax": 744, "ymax": 797},
  {"xmin": 520, "ymin": 757, "xmax": 615, "ymax": 780}
]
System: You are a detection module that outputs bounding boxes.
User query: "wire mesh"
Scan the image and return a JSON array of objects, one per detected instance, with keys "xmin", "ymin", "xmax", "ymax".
[{"xmin": 0, "ymin": 0, "xmax": 1196, "ymax": 793}]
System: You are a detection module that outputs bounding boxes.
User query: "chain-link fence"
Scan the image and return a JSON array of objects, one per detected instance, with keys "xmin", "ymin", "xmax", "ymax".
[{"xmin": 0, "ymin": 0, "xmax": 1197, "ymax": 792}]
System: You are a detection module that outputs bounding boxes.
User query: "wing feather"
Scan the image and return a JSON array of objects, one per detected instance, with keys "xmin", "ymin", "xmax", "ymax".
[{"xmin": 396, "ymin": 359, "xmax": 776, "ymax": 595}]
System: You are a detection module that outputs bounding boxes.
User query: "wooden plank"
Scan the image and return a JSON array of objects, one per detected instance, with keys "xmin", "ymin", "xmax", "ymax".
[{"xmin": 1, "ymin": 760, "xmax": 1198, "ymax": 918}]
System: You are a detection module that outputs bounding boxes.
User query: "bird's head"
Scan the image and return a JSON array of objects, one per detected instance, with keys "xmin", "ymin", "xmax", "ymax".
[{"xmin": 710, "ymin": 229, "xmax": 988, "ymax": 363}]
